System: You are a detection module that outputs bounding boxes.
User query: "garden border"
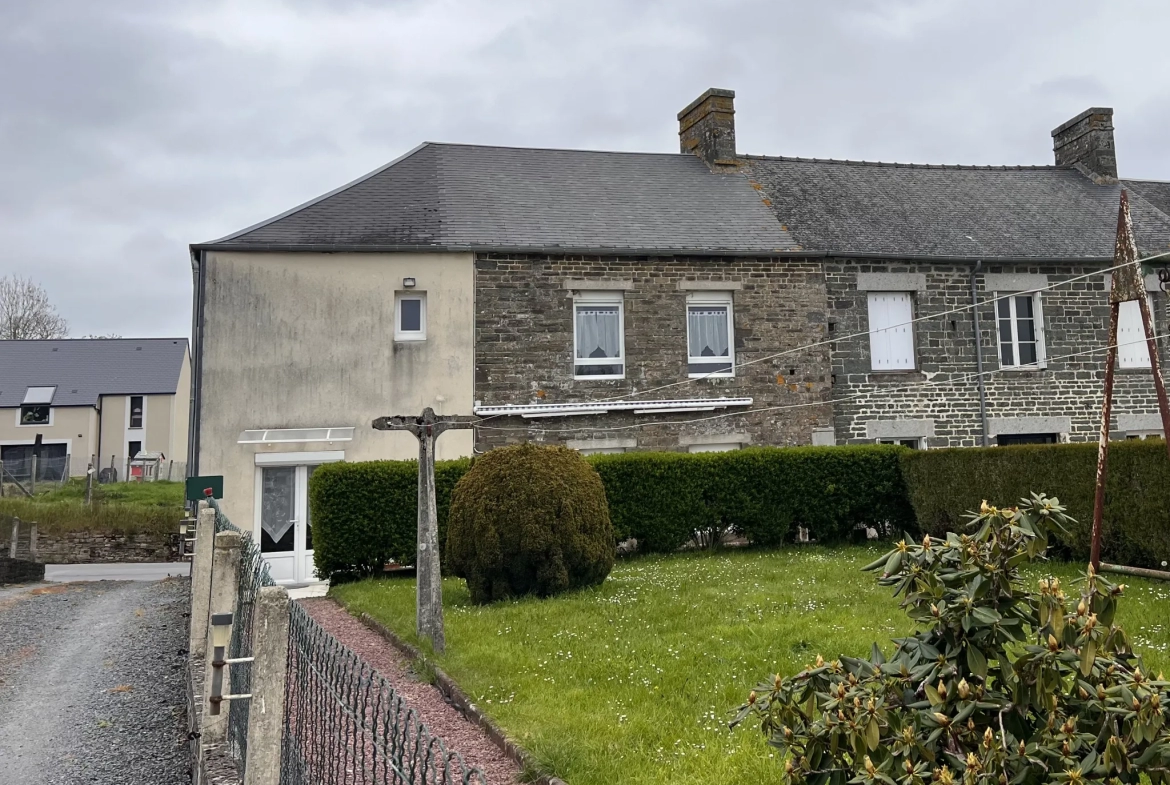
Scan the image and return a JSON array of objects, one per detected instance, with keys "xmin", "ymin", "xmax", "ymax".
[{"xmin": 357, "ymin": 611, "xmax": 569, "ymax": 785}]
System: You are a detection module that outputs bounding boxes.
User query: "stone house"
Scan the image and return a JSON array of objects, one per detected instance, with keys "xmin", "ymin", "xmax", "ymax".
[
  {"xmin": 745, "ymin": 106, "xmax": 1170, "ymax": 447},
  {"xmin": 0, "ymin": 338, "xmax": 191, "ymax": 482},
  {"xmin": 189, "ymin": 88, "xmax": 1169, "ymax": 582}
]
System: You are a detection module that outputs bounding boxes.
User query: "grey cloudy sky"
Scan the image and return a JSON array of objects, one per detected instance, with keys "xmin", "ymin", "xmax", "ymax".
[{"xmin": 2, "ymin": 0, "xmax": 1167, "ymax": 339}]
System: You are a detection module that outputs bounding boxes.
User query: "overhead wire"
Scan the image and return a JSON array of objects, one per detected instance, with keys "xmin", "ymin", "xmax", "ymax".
[{"xmin": 467, "ymin": 249, "xmax": 1170, "ymax": 430}]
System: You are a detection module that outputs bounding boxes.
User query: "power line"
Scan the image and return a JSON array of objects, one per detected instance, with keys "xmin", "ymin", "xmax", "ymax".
[
  {"xmin": 473, "ymin": 330, "xmax": 1167, "ymax": 435},
  {"xmin": 470, "ymin": 250, "xmax": 1170, "ymax": 427}
]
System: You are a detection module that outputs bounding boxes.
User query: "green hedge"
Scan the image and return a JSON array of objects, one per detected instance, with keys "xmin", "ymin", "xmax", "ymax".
[
  {"xmin": 309, "ymin": 458, "xmax": 470, "ymax": 580},
  {"xmin": 901, "ymin": 440, "xmax": 1170, "ymax": 568},
  {"xmin": 309, "ymin": 446, "xmax": 913, "ymax": 579},
  {"xmin": 590, "ymin": 445, "xmax": 913, "ymax": 552},
  {"xmin": 0, "ymin": 498, "xmax": 182, "ymax": 535}
]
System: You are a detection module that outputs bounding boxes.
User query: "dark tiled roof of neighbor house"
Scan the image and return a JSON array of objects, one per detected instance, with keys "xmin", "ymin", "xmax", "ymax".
[
  {"xmin": 1124, "ymin": 179, "xmax": 1170, "ymax": 219},
  {"xmin": 744, "ymin": 157, "xmax": 1170, "ymax": 260},
  {"xmin": 194, "ymin": 143, "xmax": 799, "ymax": 255},
  {"xmin": 0, "ymin": 338, "xmax": 189, "ymax": 408}
]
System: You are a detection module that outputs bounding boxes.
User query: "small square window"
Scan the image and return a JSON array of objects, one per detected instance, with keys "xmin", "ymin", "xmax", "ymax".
[
  {"xmin": 687, "ymin": 442, "xmax": 740, "ymax": 453},
  {"xmin": 129, "ymin": 396, "xmax": 144, "ymax": 429},
  {"xmin": 395, "ymin": 293, "xmax": 426, "ymax": 341},
  {"xmin": 877, "ymin": 438, "xmax": 920, "ymax": 449},
  {"xmin": 996, "ymin": 433, "xmax": 1057, "ymax": 446},
  {"xmin": 19, "ymin": 405, "xmax": 51, "ymax": 426}
]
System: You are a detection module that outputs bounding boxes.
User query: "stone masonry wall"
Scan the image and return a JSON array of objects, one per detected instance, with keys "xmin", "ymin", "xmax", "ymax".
[
  {"xmin": 0, "ymin": 527, "xmax": 174, "ymax": 564},
  {"xmin": 474, "ymin": 253, "xmax": 833, "ymax": 451},
  {"xmin": 826, "ymin": 259, "xmax": 1168, "ymax": 447}
]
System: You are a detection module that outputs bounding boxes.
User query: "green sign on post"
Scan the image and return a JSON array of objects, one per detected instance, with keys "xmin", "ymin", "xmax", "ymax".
[{"xmin": 186, "ymin": 475, "xmax": 224, "ymax": 503}]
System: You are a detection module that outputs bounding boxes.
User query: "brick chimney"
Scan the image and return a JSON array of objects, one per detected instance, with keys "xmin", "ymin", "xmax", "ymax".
[
  {"xmin": 678, "ymin": 88, "xmax": 737, "ymax": 168},
  {"xmin": 1051, "ymin": 107, "xmax": 1117, "ymax": 181}
]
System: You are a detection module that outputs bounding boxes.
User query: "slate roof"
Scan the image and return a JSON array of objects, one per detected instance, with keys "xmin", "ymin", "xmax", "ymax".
[
  {"xmin": 745, "ymin": 157, "xmax": 1170, "ymax": 260},
  {"xmin": 195, "ymin": 143, "xmax": 799, "ymax": 255},
  {"xmin": 0, "ymin": 339, "xmax": 189, "ymax": 408},
  {"xmin": 1125, "ymin": 179, "xmax": 1170, "ymax": 220}
]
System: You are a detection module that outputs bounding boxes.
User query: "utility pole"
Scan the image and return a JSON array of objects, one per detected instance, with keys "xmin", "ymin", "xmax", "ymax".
[
  {"xmin": 373, "ymin": 407, "xmax": 476, "ymax": 653},
  {"xmin": 1090, "ymin": 190, "xmax": 1170, "ymax": 573}
]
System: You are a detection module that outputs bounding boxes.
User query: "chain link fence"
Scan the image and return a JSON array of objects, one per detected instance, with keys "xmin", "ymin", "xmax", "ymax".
[{"xmin": 205, "ymin": 496, "xmax": 488, "ymax": 785}]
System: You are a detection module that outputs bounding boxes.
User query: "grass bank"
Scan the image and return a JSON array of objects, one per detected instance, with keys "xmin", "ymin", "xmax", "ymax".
[
  {"xmin": 0, "ymin": 481, "xmax": 184, "ymax": 535},
  {"xmin": 332, "ymin": 546, "xmax": 1170, "ymax": 785}
]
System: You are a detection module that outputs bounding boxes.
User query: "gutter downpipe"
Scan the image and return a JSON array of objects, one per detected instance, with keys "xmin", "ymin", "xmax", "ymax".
[
  {"xmin": 188, "ymin": 249, "xmax": 205, "ymax": 479},
  {"xmin": 971, "ymin": 260, "xmax": 990, "ymax": 447}
]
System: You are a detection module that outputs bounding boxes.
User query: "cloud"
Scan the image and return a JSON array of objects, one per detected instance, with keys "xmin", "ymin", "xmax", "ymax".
[{"xmin": 1, "ymin": 0, "xmax": 1167, "ymax": 337}]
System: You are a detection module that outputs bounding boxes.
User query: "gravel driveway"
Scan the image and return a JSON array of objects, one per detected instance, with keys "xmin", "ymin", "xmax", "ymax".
[{"xmin": 0, "ymin": 578, "xmax": 190, "ymax": 785}]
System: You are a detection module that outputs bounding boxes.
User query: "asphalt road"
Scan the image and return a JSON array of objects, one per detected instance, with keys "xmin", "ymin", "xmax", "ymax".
[
  {"xmin": 44, "ymin": 561, "xmax": 191, "ymax": 582},
  {"xmin": 0, "ymin": 579, "xmax": 190, "ymax": 784}
]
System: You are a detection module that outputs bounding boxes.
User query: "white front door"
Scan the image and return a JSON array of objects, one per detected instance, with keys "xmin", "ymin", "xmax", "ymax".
[{"xmin": 258, "ymin": 464, "xmax": 319, "ymax": 585}]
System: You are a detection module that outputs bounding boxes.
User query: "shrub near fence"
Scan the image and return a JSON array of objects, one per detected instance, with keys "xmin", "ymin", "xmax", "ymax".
[
  {"xmin": 901, "ymin": 439, "xmax": 1170, "ymax": 568},
  {"xmin": 309, "ymin": 446, "xmax": 913, "ymax": 580},
  {"xmin": 310, "ymin": 459, "xmax": 470, "ymax": 581}
]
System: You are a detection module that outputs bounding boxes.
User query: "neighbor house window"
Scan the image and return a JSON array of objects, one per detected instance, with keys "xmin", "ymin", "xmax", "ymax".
[
  {"xmin": 395, "ymin": 292, "xmax": 426, "ymax": 341},
  {"xmin": 578, "ymin": 446, "xmax": 626, "ymax": 456},
  {"xmin": 1117, "ymin": 297, "xmax": 1154, "ymax": 369},
  {"xmin": 19, "ymin": 405, "xmax": 51, "ymax": 426},
  {"xmin": 687, "ymin": 442, "xmax": 740, "ymax": 453},
  {"xmin": 574, "ymin": 292, "xmax": 624, "ymax": 378},
  {"xmin": 1125, "ymin": 431, "xmax": 1164, "ymax": 441},
  {"xmin": 877, "ymin": 438, "xmax": 921, "ymax": 449},
  {"xmin": 129, "ymin": 396, "xmax": 144, "ymax": 428},
  {"xmin": 686, "ymin": 292, "xmax": 734, "ymax": 377},
  {"xmin": 128, "ymin": 440, "xmax": 143, "ymax": 461},
  {"xmin": 996, "ymin": 433, "xmax": 1057, "ymax": 446},
  {"xmin": 996, "ymin": 292, "xmax": 1046, "ymax": 368},
  {"xmin": 867, "ymin": 292, "xmax": 915, "ymax": 370}
]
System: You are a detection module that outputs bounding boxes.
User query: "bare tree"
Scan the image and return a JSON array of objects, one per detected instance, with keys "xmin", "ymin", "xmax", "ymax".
[{"xmin": 0, "ymin": 276, "xmax": 69, "ymax": 339}]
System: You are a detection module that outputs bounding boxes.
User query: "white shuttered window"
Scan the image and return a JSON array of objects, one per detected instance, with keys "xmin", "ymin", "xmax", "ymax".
[
  {"xmin": 867, "ymin": 292, "xmax": 916, "ymax": 370},
  {"xmin": 1118, "ymin": 298, "xmax": 1153, "ymax": 369}
]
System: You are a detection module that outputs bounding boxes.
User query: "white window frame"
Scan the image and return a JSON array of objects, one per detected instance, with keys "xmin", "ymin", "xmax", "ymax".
[
  {"xmin": 394, "ymin": 292, "xmax": 427, "ymax": 341},
  {"xmin": 127, "ymin": 395, "xmax": 146, "ymax": 431},
  {"xmin": 1117, "ymin": 296, "xmax": 1154, "ymax": 369},
  {"xmin": 686, "ymin": 291, "xmax": 735, "ymax": 378},
  {"xmin": 573, "ymin": 291, "xmax": 625, "ymax": 380},
  {"xmin": 1124, "ymin": 431, "xmax": 1164, "ymax": 441},
  {"xmin": 16, "ymin": 405, "xmax": 53, "ymax": 427},
  {"xmin": 876, "ymin": 437, "xmax": 924, "ymax": 449},
  {"xmin": 995, "ymin": 291, "xmax": 1047, "ymax": 369},
  {"xmin": 867, "ymin": 292, "xmax": 916, "ymax": 371}
]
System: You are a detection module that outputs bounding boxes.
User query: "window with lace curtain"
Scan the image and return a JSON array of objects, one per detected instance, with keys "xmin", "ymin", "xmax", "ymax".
[
  {"xmin": 686, "ymin": 292, "xmax": 734, "ymax": 377},
  {"xmin": 573, "ymin": 291, "xmax": 625, "ymax": 378}
]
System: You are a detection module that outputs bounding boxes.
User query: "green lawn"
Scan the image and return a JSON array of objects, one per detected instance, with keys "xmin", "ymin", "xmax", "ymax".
[
  {"xmin": 33, "ymin": 479, "xmax": 185, "ymax": 507},
  {"xmin": 331, "ymin": 547, "xmax": 1170, "ymax": 785}
]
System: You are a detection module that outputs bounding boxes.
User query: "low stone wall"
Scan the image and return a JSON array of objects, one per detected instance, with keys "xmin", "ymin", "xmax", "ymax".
[
  {"xmin": 1, "ymin": 530, "xmax": 174, "ymax": 564},
  {"xmin": 0, "ymin": 556, "xmax": 46, "ymax": 584}
]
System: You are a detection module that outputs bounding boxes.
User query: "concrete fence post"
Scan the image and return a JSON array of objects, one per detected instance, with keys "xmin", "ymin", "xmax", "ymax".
[
  {"xmin": 9, "ymin": 517, "xmax": 19, "ymax": 559},
  {"xmin": 243, "ymin": 586, "xmax": 290, "ymax": 785},
  {"xmin": 28, "ymin": 523, "xmax": 37, "ymax": 563},
  {"xmin": 201, "ymin": 530, "xmax": 242, "ymax": 751},
  {"xmin": 189, "ymin": 502, "xmax": 215, "ymax": 657}
]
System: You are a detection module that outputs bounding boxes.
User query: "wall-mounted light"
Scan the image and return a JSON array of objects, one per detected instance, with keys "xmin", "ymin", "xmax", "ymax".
[{"xmin": 403, "ymin": 277, "xmax": 417, "ymax": 288}]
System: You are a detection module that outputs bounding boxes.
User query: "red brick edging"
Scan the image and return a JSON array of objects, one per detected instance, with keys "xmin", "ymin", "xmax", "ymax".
[{"xmin": 357, "ymin": 613, "xmax": 569, "ymax": 785}]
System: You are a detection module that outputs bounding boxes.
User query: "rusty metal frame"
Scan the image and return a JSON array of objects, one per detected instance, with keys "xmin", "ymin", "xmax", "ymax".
[{"xmin": 1090, "ymin": 190, "xmax": 1170, "ymax": 581}]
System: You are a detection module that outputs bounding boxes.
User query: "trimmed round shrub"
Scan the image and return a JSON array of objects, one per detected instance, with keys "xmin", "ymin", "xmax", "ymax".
[{"xmin": 446, "ymin": 443, "xmax": 614, "ymax": 604}]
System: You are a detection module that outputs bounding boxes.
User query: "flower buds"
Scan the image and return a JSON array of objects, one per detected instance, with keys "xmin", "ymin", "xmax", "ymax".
[
  {"xmin": 815, "ymin": 654, "xmax": 825, "ymax": 668},
  {"xmin": 937, "ymin": 681, "xmax": 947, "ymax": 699},
  {"xmin": 865, "ymin": 756, "xmax": 876, "ymax": 777},
  {"xmin": 983, "ymin": 727, "xmax": 994, "ymax": 748},
  {"xmin": 1048, "ymin": 634, "xmax": 1059, "ymax": 651},
  {"xmin": 1077, "ymin": 600, "xmax": 1087, "ymax": 616},
  {"xmin": 957, "ymin": 679, "xmax": 970, "ymax": 699},
  {"xmin": 748, "ymin": 690, "xmax": 757, "ymax": 705},
  {"xmin": 923, "ymin": 534, "xmax": 932, "ymax": 548}
]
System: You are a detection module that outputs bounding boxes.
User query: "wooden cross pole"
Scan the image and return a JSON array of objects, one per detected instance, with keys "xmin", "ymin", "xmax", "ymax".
[
  {"xmin": 1090, "ymin": 190, "xmax": 1170, "ymax": 572},
  {"xmin": 373, "ymin": 407, "xmax": 476, "ymax": 653}
]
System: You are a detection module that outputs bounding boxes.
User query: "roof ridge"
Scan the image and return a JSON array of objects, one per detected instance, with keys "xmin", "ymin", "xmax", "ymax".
[
  {"xmin": 741, "ymin": 153, "xmax": 1064, "ymax": 171},
  {"xmin": 425, "ymin": 141, "xmax": 690, "ymax": 157}
]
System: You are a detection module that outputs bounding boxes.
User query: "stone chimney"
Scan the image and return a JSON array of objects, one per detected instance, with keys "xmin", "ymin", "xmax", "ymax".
[
  {"xmin": 678, "ymin": 88, "xmax": 736, "ymax": 168},
  {"xmin": 1051, "ymin": 107, "xmax": 1117, "ymax": 181}
]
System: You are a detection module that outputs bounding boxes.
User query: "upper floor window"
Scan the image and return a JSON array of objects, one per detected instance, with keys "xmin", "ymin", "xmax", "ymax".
[
  {"xmin": 1117, "ymin": 297, "xmax": 1153, "ymax": 369},
  {"xmin": 129, "ymin": 395, "xmax": 144, "ymax": 429},
  {"xmin": 19, "ymin": 405, "xmax": 50, "ymax": 426},
  {"xmin": 996, "ymin": 292, "xmax": 1046, "ymax": 368},
  {"xmin": 867, "ymin": 292, "xmax": 915, "ymax": 370},
  {"xmin": 574, "ymin": 292, "xmax": 624, "ymax": 379},
  {"xmin": 686, "ymin": 292, "xmax": 734, "ymax": 377},
  {"xmin": 395, "ymin": 292, "xmax": 426, "ymax": 341}
]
